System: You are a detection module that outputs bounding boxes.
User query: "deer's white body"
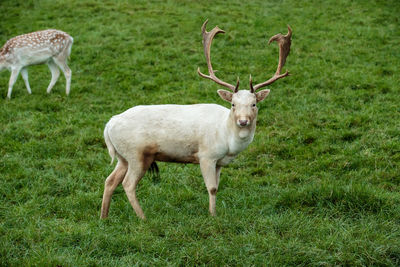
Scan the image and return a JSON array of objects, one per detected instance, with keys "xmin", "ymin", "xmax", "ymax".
[
  {"xmin": 0, "ymin": 29, "xmax": 73, "ymax": 98},
  {"xmin": 100, "ymin": 20, "xmax": 291, "ymax": 219},
  {"xmin": 101, "ymin": 90, "xmax": 269, "ymax": 220},
  {"xmin": 105, "ymin": 103, "xmax": 255, "ymax": 168}
]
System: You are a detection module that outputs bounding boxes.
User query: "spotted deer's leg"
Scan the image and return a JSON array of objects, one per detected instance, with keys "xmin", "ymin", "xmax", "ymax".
[
  {"xmin": 46, "ymin": 60, "xmax": 60, "ymax": 93},
  {"xmin": 20, "ymin": 68, "xmax": 32, "ymax": 94},
  {"xmin": 52, "ymin": 55, "xmax": 71, "ymax": 95},
  {"xmin": 7, "ymin": 67, "xmax": 21, "ymax": 99}
]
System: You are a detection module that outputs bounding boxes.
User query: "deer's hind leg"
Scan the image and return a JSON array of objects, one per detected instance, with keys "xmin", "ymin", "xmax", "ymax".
[
  {"xmin": 20, "ymin": 68, "xmax": 32, "ymax": 94},
  {"xmin": 100, "ymin": 157, "xmax": 128, "ymax": 219},
  {"xmin": 52, "ymin": 54, "xmax": 71, "ymax": 96},
  {"xmin": 122, "ymin": 148, "xmax": 156, "ymax": 220},
  {"xmin": 46, "ymin": 60, "xmax": 60, "ymax": 94}
]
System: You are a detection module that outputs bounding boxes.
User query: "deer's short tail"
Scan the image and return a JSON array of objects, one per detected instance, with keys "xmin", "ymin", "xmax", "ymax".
[
  {"xmin": 66, "ymin": 36, "xmax": 73, "ymax": 60},
  {"xmin": 104, "ymin": 123, "xmax": 116, "ymax": 165}
]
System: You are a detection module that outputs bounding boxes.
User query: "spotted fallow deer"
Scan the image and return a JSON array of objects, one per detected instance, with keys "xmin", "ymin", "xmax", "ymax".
[
  {"xmin": 101, "ymin": 20, "xmax": 292, "ymax": 219},
  {"xmin": 0, "ymin": 29, "xmax": 73, "ymax": 99}
]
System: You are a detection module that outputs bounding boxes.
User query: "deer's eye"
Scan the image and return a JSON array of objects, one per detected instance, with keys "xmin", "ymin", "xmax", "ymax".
[
  {"xmin": 252, "ymin": 104, "xmax": 256, "ymax": 107},
  {"xmin": 232, "ymin": 103, "xmax": 235, "ymax": 107}
]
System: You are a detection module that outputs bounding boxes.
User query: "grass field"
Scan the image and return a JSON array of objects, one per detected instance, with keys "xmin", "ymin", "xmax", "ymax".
[{"xmin": 0, "ymin": 0, "xmax": 399, "ymax": 265}]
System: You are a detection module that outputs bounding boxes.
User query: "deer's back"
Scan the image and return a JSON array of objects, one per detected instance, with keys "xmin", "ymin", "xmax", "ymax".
[
  {"xmin": 0, "ymin": 29, "xmax": 72, "ymax": 64},
  {"xmin": 108, "ymin": 104, "xmax": 229, "ymax": 138},
  {"xmin": 106, "ymin": 104, "xmax": 230, "ymax": 162}
]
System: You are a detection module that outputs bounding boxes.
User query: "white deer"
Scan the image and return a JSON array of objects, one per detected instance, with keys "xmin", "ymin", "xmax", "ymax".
[
  {"xmin": 0, "ymin": 29, "xmax": 73, "ymax": 99},
  {"xmin": 101, "ymin": 20, "xmax": 292, "ymax": 219}
]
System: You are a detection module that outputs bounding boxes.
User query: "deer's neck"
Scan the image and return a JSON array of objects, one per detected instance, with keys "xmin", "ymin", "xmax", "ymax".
[{"xmin": 224, "ymin": 111, "xmax": 256, "ymax": 155}]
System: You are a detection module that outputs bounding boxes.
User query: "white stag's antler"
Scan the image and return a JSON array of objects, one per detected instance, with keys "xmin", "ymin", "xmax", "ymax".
[
  {"xmin": 197, "ymin": 19, "xmax": 240, "ymax": 93},
  {"xmin": 250, "ymin": 25, "xmax": 292, "ymax": 93}
]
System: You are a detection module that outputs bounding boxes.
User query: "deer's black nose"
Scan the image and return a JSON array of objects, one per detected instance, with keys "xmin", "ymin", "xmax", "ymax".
[{"xmin": 239, "ymin": 120, "xmax": 248, "ymax": 126}]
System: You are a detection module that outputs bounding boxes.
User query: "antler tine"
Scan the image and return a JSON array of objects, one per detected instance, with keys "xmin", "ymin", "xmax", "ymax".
[
  {"xmin": 197, "ymin": 19, "xmax": 238, "ymax": 92},
  {"xmin": 249, "ymin": 74, "xmax": 254, "ymax": 93},
  {"xmin": 251, "ymin": 25, "xmax": 292, "ymax": 91}
]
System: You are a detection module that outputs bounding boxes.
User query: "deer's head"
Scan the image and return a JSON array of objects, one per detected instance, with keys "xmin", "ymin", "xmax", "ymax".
[{"xmin": 198, "ymin": 20, "xmax": 292, "ymax": 128}]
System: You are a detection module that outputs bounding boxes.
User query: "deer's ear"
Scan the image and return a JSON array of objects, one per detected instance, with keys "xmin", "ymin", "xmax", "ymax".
[
  {"xmin": 217, "ymin": 89, "xmax": 233, "ymax": 102},
  {"xmin": 255, "ymin": 89, "xmax": 270, "ymax": 103}
]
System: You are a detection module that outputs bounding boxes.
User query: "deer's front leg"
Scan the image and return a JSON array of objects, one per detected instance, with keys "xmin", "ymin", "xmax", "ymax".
[
  {"xmin": 216, "ymin": 166, "xmax": 222, "ymax": 190},
  {"xmin": 7, "ymin": 67, "xmax": 21, "ymax": 99},
  {"xmin": 20, "ymin": 68, "xmax": 32, "ymax": 94},
  {"xmin": 200, "ymin": 158, "xmax": 218, "ymax": 216}
]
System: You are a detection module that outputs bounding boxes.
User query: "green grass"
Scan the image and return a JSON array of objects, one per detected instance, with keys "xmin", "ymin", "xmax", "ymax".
[{"xmin": 0, "ymin": 0, "xmax": 399, "ymax": 265}]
